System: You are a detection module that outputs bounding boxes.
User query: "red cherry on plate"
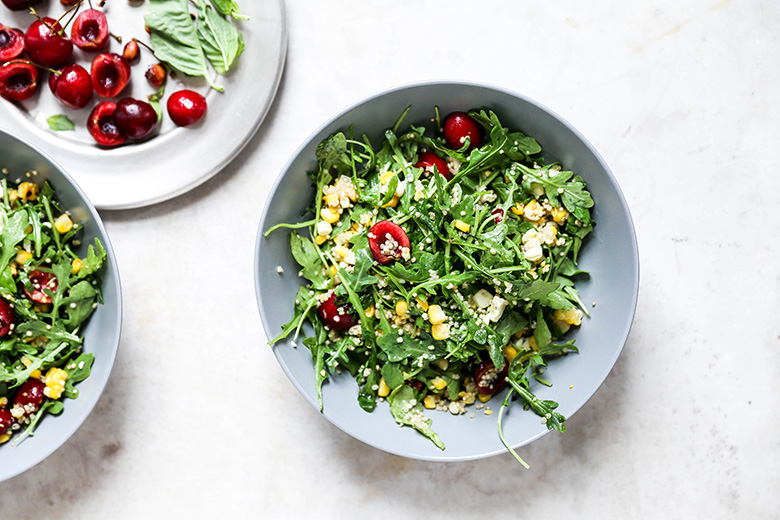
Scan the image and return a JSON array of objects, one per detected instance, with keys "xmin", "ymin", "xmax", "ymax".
[
  {"xmin": 71, "ymin": 9, "xmax": 109, "ymax": 51},
  {"xmin": 24, "ymin": 270, "xmax": 58, "ymax": 304},
  {"xmin": 48, "ymin": 64, "xmax": 93, "ymax": 109},
  {"xmin": 13, "ymin": 379, "xmax": 46, "ymax": 416},
  {"xmin": 167, "ymin": 89, "xmax": 207, "ymax": 126},
  {"xmin": 1, "ymin": 0, "xmax": 41, "ymax": 11},
  {"xmin": 115, "ymin": 97, "xmax": 158, "ymax": 140},
  {"xmin": 443, "ymin": 111, "xmax": 483, "ymax": 152},
  {"xmin": 24, "ymin": 17, "xmax": 73, "ymax": 68},
  {"xmin": 368, "ymin": 220, "xmax": 411, "ymax": 265},
  {"xmin": 0, "ymin": 24, "xmax": 25, "ymax": 62},
  {"xmin": 318, "ymin": 293, "xmax": 357, "ymax": 331},
  {"xmin": 0, "ymin": 297, "xmax": 13, "ymax": 336},
  {"xmin": 414, "ymin": 151, "xmax": 451, "ymax": 180},
  {"xmin": 87, "ymin": 101, "xmax": 126, "ymax": 146},
  {"xmin": 473, "ymin": 361, "xmax": 508, "ymax": 396},
  {"xmin": 91, "ymin": 52, "xmax": 130, "ymax": 98},
  {"xmin": 0, "ymin": 408, "xmax": 13, "ymax": 435},
  {"xmin": 0, "ymin": 60, "xmax": 38, "ymax": 101}
]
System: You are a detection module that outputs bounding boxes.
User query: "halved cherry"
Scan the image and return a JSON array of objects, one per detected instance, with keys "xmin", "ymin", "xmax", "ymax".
[
  {"xmin": 0, "ymin": 60, "xmax": 38, "ymax": 102},
  {"xmin": 24, "ymin": 270, "xmax": 58, "ymax": 304},
  {"xmin": 1, "ymin": 0, "xmax": 41, "ymax": 11},
  {"xmin": 13, "ymin": 379, "xmax": 45, "ymax": 416},
  {"xmin": 0, "ymin": 407, "xmax": 13, "ymax": 435},
  {"xmin": 414, "ymin": 151, "xmax": 451, "ymax": 180},
  {"xmin": 0, "ymin": 297, "xmax": 13, "ymax": 337},
  {"xmin": 492, "ymin": 208, "xmax": 504, "ymax": 224},
  {"xmin": 368, "ymin": 220, "xmax": 411, "ymax": 265},
  {"xmin": 48, "ymin": 63, "xmax": 93, "ymax": 109},
  {"xmin": 0, "ymin": 24, "xmax": 25, "ymax": 62},
  {"xmin": 71, "ymin": 9, "xmax": 109, "ymax": 51},
  {"xmin": 23, "ymin": 17, "xmax": 73, "ymax": 68},
  {"xmin": 473, "ymin": 361, "xmax": 508, "ymax": 396},
  {"xmin": 167, "ymin": 89, "xmax": 207, "ymax": 127},
  {"xmin": 87, "ymin": 101, "xmax": 126, "ymax": 146},
  {"xmin": 91, "ymin": 52, "xmax": 130, "ymax": 98},
  {"xmin": 443, "ymin": 111, "xmax": 483, "ymax": 152},
  {"xmin": 318, "ymin": 293, "xmax": 357, "ymax": 331}
]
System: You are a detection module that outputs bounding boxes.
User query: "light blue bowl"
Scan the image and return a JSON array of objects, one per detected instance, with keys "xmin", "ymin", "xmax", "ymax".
[
  {"xmin": 255, "ymin": 81, "xmax": 638, "ymax": 461},
  {"xmin": 0, "ymin": 129, "xmax": 122, "ymax": 481}
]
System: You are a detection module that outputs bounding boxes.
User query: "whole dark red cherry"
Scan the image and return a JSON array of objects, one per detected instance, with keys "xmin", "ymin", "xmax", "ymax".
[
  {"xmin": 13, "ymin": 379, "xmax": 46, "ymax": 416},
  {"xmin": 90, "ymin": 52, "xmax": 130, "ymax": 98},
  {"xmin": 24, "ymin": 17, "xmax": 73, "ymax": 68},
  {"xmin": 115, "ymin": 97, "xmax": 157, "ymax": 140},
  {"xmin": 318, "ymin": 293, "xmax": 357, "ymax": 331},
  {"xmin": 473, "ymin": 361, "xmax": 508, "ymax": 396},
  {"xmin": 71, "ymin": 9, "xmax": 109, "ymax": 51},
  {"xmin": 0, "ymin": 297, "xmax": 13, "ymax": 336},
  {"xmin": 368, "ymin": 220, "xmax": 411, "ymax": 265},
  {"xmin": 167, "ymin": 89, "xmax": 207, "ymax": 126},
  {"xmin": 414, "ymin": 151, "xmax": 451, "ymax": 180},
  {"xmin": 87, "ymin": 101, "xmax": 126, "ymax": 146},
  {"xmin": 443, "ymin": 111, "xmax": 483, "ymax": 152},
  {"xmin": 0, "ymin": 24, "xmax": 25, "ymax": 62},
  {"xmin": 1, "ymin": 0, "xmax": 41, "ymax": 11},
  {"xmin": 0, "ymin": 60, "xmax": 38, "ymax": 101},
  {"xmin": 48, "ymin": 64, "xmax": 93, "ymax": 109}
]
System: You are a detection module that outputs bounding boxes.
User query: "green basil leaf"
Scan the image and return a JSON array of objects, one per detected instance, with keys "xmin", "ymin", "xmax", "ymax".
[
  {"xmin": 46, "ymin": 115, "xmax": 75, "ymax": 131},
  {"xmin": 197, "ymin": 0, "xmax": 245, "ymax": 74},
  {"xmin": 210, "ymin": 0, "xmax": 249, "ymax": 20}
]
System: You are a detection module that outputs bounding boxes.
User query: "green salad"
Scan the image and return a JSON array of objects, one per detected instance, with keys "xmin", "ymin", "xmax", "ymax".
[
  {"xmin": 0, "ymin": 170, "xmax": 106, "ymax": 446},
  {"xmin": 267, "ymin": 107, "xmax": 594, "ymax": 465}
]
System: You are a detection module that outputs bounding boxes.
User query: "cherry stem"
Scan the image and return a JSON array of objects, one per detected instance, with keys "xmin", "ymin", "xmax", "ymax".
[
  {"xmin": 110, "ymin": 32, "xmax": 122, "ymax": 43},
  {"xmin": 133, "ymin": 37, "xmax": 155, "ymax": 54},
  {"xmin": 54, "ymin": 1, "xmax": 84, "ymax": 34}
]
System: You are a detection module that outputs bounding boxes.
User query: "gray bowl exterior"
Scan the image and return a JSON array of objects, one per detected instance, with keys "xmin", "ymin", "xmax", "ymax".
[
  {"xmin": 255, "ymin": 81, "xmax": 639, "ymax": 461},
  {"xmin": 0, "ymin": 129, "xmax": 122, "ymax": 482}
]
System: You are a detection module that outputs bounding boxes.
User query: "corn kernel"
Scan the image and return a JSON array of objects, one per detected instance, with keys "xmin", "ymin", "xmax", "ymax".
[
  {"xmin": 320, "ymin": 207, "xmax": 340, "ymax": 224},
  {"xmin": 21, "ymin": 356, "xmax": 32, "ymax": 368},
  {"xmin": 414, "ymin": 190, "xmax": 424, "ymax": 201},
  {"xmin": 364, "ymin": 305, "xmax": 375, "ymax": 317},
  {"xmin": 395, "ymin": 300, "xmax": 408, "ymax": 316},
  {"xmin": 509, "ymin": 202, "xmax": 524, "ymax": 215},
  {"xmin": 377, "ymin": 378, "xmax": 390, "ymax": 397},
  {"xmin": 427, "ymin": 304, "xmax": 446, "ymax": 325},
  {"xmin": 382, "ymin": 194, "xmax": 400, "ymax": 208},
  {"xmin": 379, "ymin": 171, "xmax": 396, "ymax": 184},
  {"xmin": 314, "ymin": 234, "xmax": 327, "ymax": 245},
  {"xmin": 54, "ymin": 214, "xmax": 73, "ymax": 234},
  {"xmin": 71, "ymin": 258, "xmax": 82, "ymax": 274},
  {"xmin": 29, "ymin": 369, "xmax": 42, "ymax": 380},
  {"xmin": 423, "ymin": 395, "xmax": 438, "ymax": 409},
  {"xmin": 529, "ymin": 336, "xmax": 539, "ymax": 351},
  {"xmin": 478, "ymin": 393, "xmax": 492, "ymax": 403},
  {"xmin": 415, "ymin": 297, "xmax": 428, "ymax": 311},
  {"xmin": 18, "ymin": 182, "xmax": 39, "ymax": 201},
  {"xmin": 15, "ymin": 249, "xmax": 32, "ymax": 266},
  {"xmin": 7, "ymin": 189, "xmax": 18, "ymax": 203},
  {"xmin": 554, "ymin": 308, "xmax": 584, "ymax": 326},
  {"xmin": 431, "ymin": 322, "xmax": 450, "ymax": 341},
  {"xmin": 324, "ymin": 192, "xmax": 340, "ymax": 207},
  {"xmin": 523, "ymin": 199, "xmax": 544, "ymax": 221},
  {"xmin": 453, "ymin": 219, "xmax": 470, "ymax": 233},
  {"xmin": 0, "ymin": 397, "xmax": 6, "ymax": 407},
  {"xmin": 333, "ymin": 245, "xmax": 349, "ymax": 261},
  {"xmin": 504, "ymin": 345, "xmax": 519, "ymax": 361},
  {"xmin": 43, "ymin": 367, "xmax": 68, "ymax": 400},
  {"xmin": 431, "ymin": 377, "xmax": 447, "ymax": 390},
  {"xmin": 551, "ymin": 206, "xmax": 569, "ymax": 223},
  {"xmin": 0, "ymin": 434, "xmax": 10, "ymax": 445}
]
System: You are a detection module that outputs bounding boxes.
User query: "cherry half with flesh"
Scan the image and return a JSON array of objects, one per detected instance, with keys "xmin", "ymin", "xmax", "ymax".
[
  {"xmin": 115, "ymin": 97, "xmax": 157, "ymax": 140},
  {"xmin": 48, "ymin": 64, "xmax": 93, "ymax": 109},
  {"xmin": 91, "ymin": 52, "xmax": 130, "ymax": 98},
  {"xmin": 473, "ymin": 361, "xmax": 508, "ymax": 396},
  {"xmin": 368, "ymin": 220, "xmax": 411, "ymax": 265},
  {"xmin": 13, "ymin": 379, "xmax": 46, "ymax": 416},
  {"xmin": 0, "ymin": 24, "xmax": 25, "ymax": 62},
  {"xmin": 443, "ymin": 111, "xmax": 483, "ymax": 152},
  {"xmin": 0, "ymin": 60, "xmax": 38, "ymax": 101},
  {"xmin": 1, "ymin": 0, "xmax": 41, "ymax": 11},
  {"xmin": 0, "ymin": 408, "xmax": 13, "ymax": 436},
  {"xmin": 167, "ymin": 89, "xmax": 207, "ymax": 126},
  {"xmin": 0, "ymin": 297, "xmax": 13, "ymax": 336},
  {"xmin": 87, "ymin": 101, "xmax": 126, "ymax": 146},
  {"xmin": 71, "ymin": 9, "xmax": 109, "ymax": 51},
  {"xmin": 24, "ymin": 17, "xmax": 73, "ymax": 68},
  {"xmin": 414, "ymin": 151, "xmax": 451, "ymax": 180},
  {"xmin": 318, "ymin": 293, "xmax": 357, "ymax": 331},
  {"xmin": 24, "ymin": 270, "xmax": 58, "ymax": 304}
]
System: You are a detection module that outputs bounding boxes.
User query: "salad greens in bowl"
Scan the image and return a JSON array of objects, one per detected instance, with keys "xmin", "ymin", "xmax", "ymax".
[
  {"xmin": 0, "ymin": 129, "xmax": 121, "ymax": 482},
  {"xmin": 255, "ymin": 81, "xmax": 638, "ymax": 463}
]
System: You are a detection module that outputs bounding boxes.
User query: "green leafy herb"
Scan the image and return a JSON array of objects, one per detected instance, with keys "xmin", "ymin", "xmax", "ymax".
[
  {"xmin": 46, "ymin": 115, "xmax": 75, "ymax": 132},
  {"xmin": 196, "ymin": 0, "xmax": 245, "ymax": 74}
]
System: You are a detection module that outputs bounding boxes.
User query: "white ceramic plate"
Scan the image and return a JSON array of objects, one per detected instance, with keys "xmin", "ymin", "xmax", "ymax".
[{"xmin": 0, "ymin": 0, "xmax": 286, "ymax": 210}]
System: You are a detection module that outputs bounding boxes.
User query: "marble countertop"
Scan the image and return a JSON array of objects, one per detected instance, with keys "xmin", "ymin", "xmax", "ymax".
[{"xmin": 2, "ymin": 0, "xmax": 779, "ymax": 517}]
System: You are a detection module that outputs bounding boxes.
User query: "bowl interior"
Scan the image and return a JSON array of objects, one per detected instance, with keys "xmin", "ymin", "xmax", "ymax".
[
  {"xmin": 0, "ymin": 129, "xmax": 122, "ymax": 482},
  {"xmin": 255, "ymin": 81, "xmax": 638, "ymax": 461}
]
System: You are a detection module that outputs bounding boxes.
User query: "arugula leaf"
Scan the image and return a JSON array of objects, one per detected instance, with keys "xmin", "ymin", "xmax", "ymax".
[
  {"xmin": 196, "ymin": 0, "xmax": 245, "ymax": 74},
  {"xmin": 63, "ymin": 353, "xmax": 93, "ymax": 399},
  {"xmin": 289, "ymin": 232, "xmax": 328, "ymax": 289},
  {"xmin": 387, "ymin": 385, "xmax": 445, "ymax": 450},
  {"xmin": 316, "ymin": 133, "xmax": 352, "ymax": 176}
]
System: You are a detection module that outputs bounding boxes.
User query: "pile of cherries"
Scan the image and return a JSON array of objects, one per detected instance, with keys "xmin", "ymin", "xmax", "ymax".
[{"xmin": 0, "ymin": 0, "xmax": 208, "ymax": 147}]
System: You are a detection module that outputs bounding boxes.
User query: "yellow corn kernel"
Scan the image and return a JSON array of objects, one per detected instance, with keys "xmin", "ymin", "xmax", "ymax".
[
  {"xmin": 320, "ymin": 207, "xmax": 340, "ymax": 224},
  {"xmin": 382, "ymin": 194, "xmax": 400, "ymax": 208},
  {"xmin": 423, "ymin": 394, "xmax": 438, "ymax": 409},
  {"xmin": 431, "ymin": 377, "xmax": 447, "ymax": 391},
  {"xmin": 414, "ymin": 190, "xmax": 424, "ymax": 201},
  {"xmin": 377, "ymin": 378, "xmax": 390, "ymax": 397},
  {"xmin": 395, "ymin": 300, "xmax": 408, "ymax": 316},
  {"xmin": 18, "ymin": 182, "xmax": 39, "ymax": 201},
  {"xmin": 43, "ymin": 367, "xmax": 68, "ymax": 400},
  {"xmin": 415, "ymin": 297, "xmax": 428, "ymax": 311},
  {"xmin": 332, "ymin": 245, "xmax": 349, "ymax": 261},
  {"xmin": 427, "ymin": 304, "xmax": 447, "ymax": 325},
  {"xmin": 0, "ymin": 433, "xmax": 10, "ymax": 445},
  {"xmin": 323, "ymin": 192, "xmax": 340, "ymax": 208},
  {"xmin": 484, "ymin": 409, "xmax": 494, "ymax": 415},
  {"xmin": 431, "ymin": 322, "xmax": 450, "ymax": 341},
  {"xmin": 478, "ymin": 392, "xmax": 492, "ymax": 403},
  {"xmin": 504, "ymin": 345, "xmax": 519, "ymax": 361},
  {"xmin": 0, "ymin": 397, "xmax": 6, "ymax": 407},
  {"xmin": 21, "ymin": 356, "xmax": 32, "ymax": 368},
  {"xmin": 71, "ymin": 258, "xmax": 82, "ymax": 274},
  {"xmin": 379, "ymin": 171, "xmax": 396, "ymax": 184},
  {"xmin": 364, "ymin": 305, "xmax": 375, "ymax": 318},
  {"xmin": 523, "ymin": 199, "xmax": 544, "ymax": 221},
  {"xmin": 551, "ymin": 206, "xmax": 569, "ymax": 223},
  {"xmin": 314, "ymin": 234, "xmax": 328, "ymax": 245},
  {"xmin": 453, "ymin": 219, "xmax": 470, "ymax": 233},
  {"xmin": 54, "ymin": 214, "xmax": 73, "ymax": 234},
  {"xmin": 15, "ymin": 249, "xmax": 32, "ymax": 266},
  {"xmin": 328, "ymin": 265, "xmax": 338, "ymax": 278},
  {"xmin": 29, "ymin": 369, "xmax": 42, "ymax": 380},
  {"xmin": 509, "ymin": 202, "xmax": 524, "ymax": 215},
  {"xmin": 554, "ymin": 308, "xmax": 584, "ymax": 326}
]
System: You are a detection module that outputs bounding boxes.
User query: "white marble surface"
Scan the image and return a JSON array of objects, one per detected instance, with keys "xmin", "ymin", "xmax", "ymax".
[{"xmin": 2, "ymin": 0, "xmax": 779, "ymax": 517}]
